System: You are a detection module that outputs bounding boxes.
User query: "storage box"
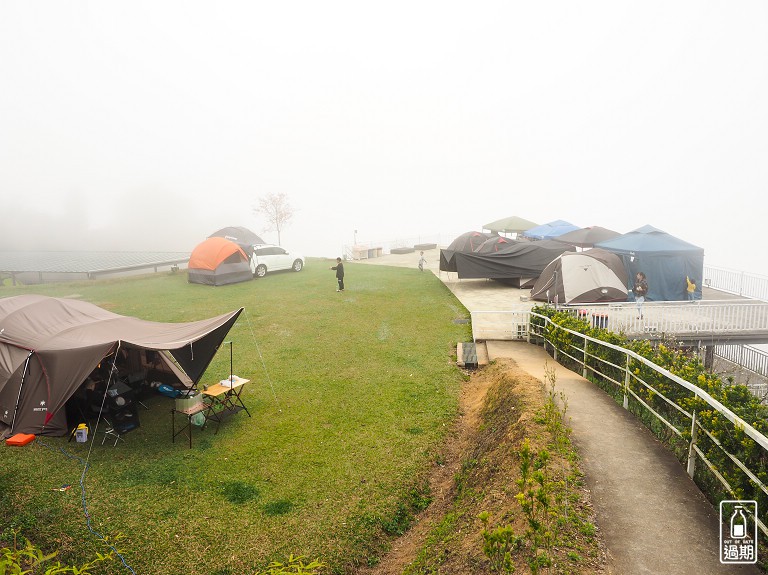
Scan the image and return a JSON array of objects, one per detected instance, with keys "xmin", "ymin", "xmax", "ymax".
[{"xmin": 175, "ymin": 391, "xmax": 203, "ymax": 412}]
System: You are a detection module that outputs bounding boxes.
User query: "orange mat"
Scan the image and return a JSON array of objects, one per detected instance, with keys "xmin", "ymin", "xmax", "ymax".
[{"xmin": 6, "ymin": 433, "xmax": 35, "ymax": 446}]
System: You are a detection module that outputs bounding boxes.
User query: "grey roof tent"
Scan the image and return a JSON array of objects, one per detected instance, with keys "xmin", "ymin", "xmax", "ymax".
[{"xmin": 0, "ymin": 295, "xmax": 242, "ymax": 438}]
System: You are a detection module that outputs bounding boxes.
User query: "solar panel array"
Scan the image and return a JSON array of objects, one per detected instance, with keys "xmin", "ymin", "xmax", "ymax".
[{"xmin": 0, "ymin": 251, "xmax": 190, "ymax": 273}]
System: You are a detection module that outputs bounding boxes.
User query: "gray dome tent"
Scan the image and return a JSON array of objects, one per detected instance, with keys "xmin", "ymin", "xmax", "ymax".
[{"xmin": 530, "ymin": 248, "xmax": 629, "ymax": 304}]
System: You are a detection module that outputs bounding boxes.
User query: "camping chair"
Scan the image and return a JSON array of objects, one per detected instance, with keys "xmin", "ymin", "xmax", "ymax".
[
  {"xmin": 125, "ymin": 371, "xmax": 150, "ymax": 410},
  {"xmin": 87, "ymin": 384, "xmax": 141, "ymax": 446}
]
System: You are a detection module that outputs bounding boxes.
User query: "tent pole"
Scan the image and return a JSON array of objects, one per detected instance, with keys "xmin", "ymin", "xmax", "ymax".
[
  {"xmin": 225, "ymin": 340, "xmax": 233, "ymax": 378},
  {"xmin": 10, "ymin": 352, "xmax": 33, "ymax": 433}
]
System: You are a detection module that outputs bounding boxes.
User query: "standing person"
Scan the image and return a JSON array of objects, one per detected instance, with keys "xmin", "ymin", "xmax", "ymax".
[
  {"xmin": 418, "ymin": 251, "xmax": 426, "ymax": 272},
  {"xmin": 633, "ymin": 272, "xmax": 648, "ymax": 319},
  {"xmin": 331, "ymin": 257, "xmax": 345, "ymax": 292},
  {"xmin": 686, "ymin": 275, "xmax": 697, "ymax": 301}
]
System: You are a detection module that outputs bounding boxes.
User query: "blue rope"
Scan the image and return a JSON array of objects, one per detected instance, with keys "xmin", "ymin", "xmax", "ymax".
[{"xmin": 36, "ymin": 439, "xmax": 137, "ymax": 574}]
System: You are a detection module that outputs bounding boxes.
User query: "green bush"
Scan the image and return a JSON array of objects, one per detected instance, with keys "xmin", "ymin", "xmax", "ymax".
[
  {"xmin": 1, "ymin": 532, "xmax": 115, "ymax": 574},
  {"xmin": 531, "ymin": 306, "xmax": 768, "ymax": 533}
]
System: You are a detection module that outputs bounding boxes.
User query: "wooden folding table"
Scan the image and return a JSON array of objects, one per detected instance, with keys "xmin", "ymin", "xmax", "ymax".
[{"xmin": 201, "ymin": 377, "xmax": 251, "ymax": 434}]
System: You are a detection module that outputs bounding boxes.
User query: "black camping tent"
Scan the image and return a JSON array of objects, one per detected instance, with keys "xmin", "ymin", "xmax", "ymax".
[
  {"xmin": 474, "ymin": 236, "xmax": 520, "ymax": 254},
  {"xmin": 439, "ymin": 231, "xmax": 497, "ymax": 272},
  {"xmin": 450, "ymin": 240, "xmax": 574, "ymax": 285},
  {"xmin": 595, "ymin": 225, "xmax": 704, "ymax": 301}
]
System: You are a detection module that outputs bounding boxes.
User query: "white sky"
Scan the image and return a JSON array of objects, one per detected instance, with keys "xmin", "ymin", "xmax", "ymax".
[{"xmin": 1, "ymin": 2, "xmax": 766, "ymax": 274}]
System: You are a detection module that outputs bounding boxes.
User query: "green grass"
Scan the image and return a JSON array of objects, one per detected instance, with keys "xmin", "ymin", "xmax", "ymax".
[{"xmin": 0, "ymin": 258, "xmax": 471, "ymax": 574}]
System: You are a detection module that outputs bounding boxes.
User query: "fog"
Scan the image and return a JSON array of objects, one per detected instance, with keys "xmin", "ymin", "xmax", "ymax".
[{"xmin": 1, "ymin": 2, "xmax": 767, "ymax": 274}]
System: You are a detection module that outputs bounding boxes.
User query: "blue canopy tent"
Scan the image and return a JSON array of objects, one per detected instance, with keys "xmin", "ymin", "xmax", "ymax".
[
  {"xmin": 595, "ymin": 225, "xmax": 704, "ymax": 301},
  {"xmin": 522, "ymin": 220, "xmax": 580, "ymax": 240}
]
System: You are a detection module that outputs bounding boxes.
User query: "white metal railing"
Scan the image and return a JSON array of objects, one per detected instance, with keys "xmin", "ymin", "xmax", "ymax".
[
  {"xmin": 704, "ymin": 265, "xmax": 768, "ymax": 301},
  {"xmin": 714, "ymin": 344, "xmax": 768, "ymax": 378},
  {"xmin": 559, "ymin": 300, "xmax": 768, "ymax": 339},
  {"xmin": 528, "ymin": 311, "xmax": 768, "ymax": 536},
  {"xmin": 470, "ymin": 310, "xmax": 530, "ymax": 342}
]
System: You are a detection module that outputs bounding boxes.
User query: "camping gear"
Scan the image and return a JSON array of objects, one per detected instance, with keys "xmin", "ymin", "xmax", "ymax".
[
  {"xmin": 191, "ymin": 411, "xmax": 206, "ymax": 427},
  {"xmin": 208, "ymin": 226, "xmax": 266, "ymax": 257},
  {"xmin": 474, "ymin": 236, "xmax": 520, "ymax": 254},
  {"xmin": 158, "ymin": 384, "xmax": 181, "ymax": 398},
  {"xmin": 529, "ymin": 248, "xmax": 629, "ymax": 304},
  {"xmin": 175, "ymin": 390, "xmax": 203, "ymax": 411},
  {"xmin": 188, "ymin": 237, "xmax": 253, "ymax": 286},
  {"xmin": 448, "ymin": 240, "xmax": 575, "ymax": 283},
  {"xmin": 0, "ymin": 294, "xmax": 242, "ymax": 438},
  {"xmin": 6, "ymin": 433, "xmax": 35, "ymax": 446},
  {"xmin": 439, "ymin": 231, "xmax": 498, "ymax": 272},
  {"xmin": 75, "ymin": 423, "xmax": 88, "ymax": 443},
  {"xmin": 595, "ymin": 225, "xmax": 704, "ymax": 301},
  {"xmin": 521, "ymin": 219, "xmax": 580, "ymax": 240}
]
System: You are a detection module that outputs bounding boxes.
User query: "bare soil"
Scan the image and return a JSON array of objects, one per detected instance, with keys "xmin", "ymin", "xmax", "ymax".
[{"xmin": 358, "ymin": 358, "xmax": 607, "ymax": 575}]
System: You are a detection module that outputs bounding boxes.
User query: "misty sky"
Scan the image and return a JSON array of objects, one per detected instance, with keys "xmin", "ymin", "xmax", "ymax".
[{"xmin": 1, "ymin": 2, "xmax": 766, "ymax": 274}]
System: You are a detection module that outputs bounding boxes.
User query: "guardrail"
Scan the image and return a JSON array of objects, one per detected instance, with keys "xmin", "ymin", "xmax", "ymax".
[
  {"xmin": 558, "ymin": 300, "xmax": 768, "ymax": 341},
  {"xmin": 704, "ymin": 265, "xmax": 768, "ymax": 301},
  {"xmin": 714, "ymin": 344, "xmax": 768, "ymax": 379},
  {"xmin": 469, "ymin": 310, "xmax": 530, "ymax": 342},
  {"xmin": 528, "ymin": 310, "xmax": 768, "ymax": 537}
]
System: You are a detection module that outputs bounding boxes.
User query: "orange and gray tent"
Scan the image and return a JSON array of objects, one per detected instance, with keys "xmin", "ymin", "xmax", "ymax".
[
  {"xmin": 188, "ymin": 237, "xmax": 253, "ymax": 286},
  {"xmin": 0, "ymin": 294, "xmax": 242, "ymax": 437},
  {"xmin": 529, "ymin": 248, "xmax": 629, "ymax": 304}
]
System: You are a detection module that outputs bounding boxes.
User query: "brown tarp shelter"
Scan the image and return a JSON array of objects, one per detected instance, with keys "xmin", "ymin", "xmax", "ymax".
[
  {"xmin": 0, "ymin": 294, "xmax": 242, "ymax": 437},
  {"xmin": 188, "ymin": 237, "xmax": 253, "ymax": 286}
]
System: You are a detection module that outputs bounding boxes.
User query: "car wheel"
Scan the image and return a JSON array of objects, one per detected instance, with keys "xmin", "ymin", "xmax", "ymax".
[
  {"xmin": 292, "ymin": 259, "xmax": 303, "ymax": 272},
  {"xmin": 255, "ymin": 264, "xmax": 267, "ymax": 278}
]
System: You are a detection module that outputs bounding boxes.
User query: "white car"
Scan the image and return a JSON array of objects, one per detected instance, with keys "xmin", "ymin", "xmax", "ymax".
[{"xmin": 250, "ymin": 244, "xmax": 305, "ymax": 278}]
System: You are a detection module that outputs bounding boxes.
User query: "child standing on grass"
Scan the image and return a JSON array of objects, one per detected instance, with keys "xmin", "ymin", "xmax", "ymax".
[
  {"xmin": 331, "ymin": 257, "xmax": 345, "ymax": 292},
  {"xmin": 418, "ymin": 251, "xmax": 426, "ymax": 272}
]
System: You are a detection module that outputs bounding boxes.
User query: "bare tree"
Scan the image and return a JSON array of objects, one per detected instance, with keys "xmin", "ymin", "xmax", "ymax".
[{"xmin": 254, "ymin": 192, "xmax": 294, "ymax": 246}]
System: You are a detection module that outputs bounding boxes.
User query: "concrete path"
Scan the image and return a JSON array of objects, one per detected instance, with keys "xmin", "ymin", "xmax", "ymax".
[
  {"xmin": 487, "ymin": 341, "xmax": 760, "ymax": 575},
  {"xmin": 359, "ymin": 250, "xmax": 763, "ymax": 572}
]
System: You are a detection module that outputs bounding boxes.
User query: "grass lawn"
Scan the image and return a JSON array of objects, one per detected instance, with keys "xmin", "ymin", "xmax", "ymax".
[{"xmin": 0, "ymin": 258, "xmax": 471, "ymax": 574}]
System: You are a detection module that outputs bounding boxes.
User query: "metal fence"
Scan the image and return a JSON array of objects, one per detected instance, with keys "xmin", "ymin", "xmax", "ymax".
[
  {"xmin": 704, "ymin": 265, "xmax": 768, "ymax": 302},
  {"xmin": 469, "ymin": 310, "xmax": 530, "ymax": 342},
  {"xmin": 528, "ymin": 310, "xmax": 768, "ymax": 537},
  {"xmin": 714, "ymin": 344, "xmax": 768, "ymax": 379}
]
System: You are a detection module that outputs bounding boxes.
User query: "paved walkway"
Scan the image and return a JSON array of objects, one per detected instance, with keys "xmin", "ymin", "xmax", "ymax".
[
  {"xmin": 358, "ymin": 250, "xmax": 763, "ymax": 574},
  {"xmin": 488, "ymin": 341, "xmax": 760, "ymax": 575}
]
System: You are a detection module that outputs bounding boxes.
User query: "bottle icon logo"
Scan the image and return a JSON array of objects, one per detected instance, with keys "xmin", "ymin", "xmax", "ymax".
[
  {"xmin": 731, "ymin": 506, "xmax": 747, "ymax": 539},
  {"xmin": 720, "ymin": 500, "xmax": 757, "ymax": 564}
]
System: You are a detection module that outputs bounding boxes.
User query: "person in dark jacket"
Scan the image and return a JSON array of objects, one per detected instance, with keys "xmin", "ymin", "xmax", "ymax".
[{"xmin": 331, "ymin": 257, "xmax": 345, "ymax": 292}]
